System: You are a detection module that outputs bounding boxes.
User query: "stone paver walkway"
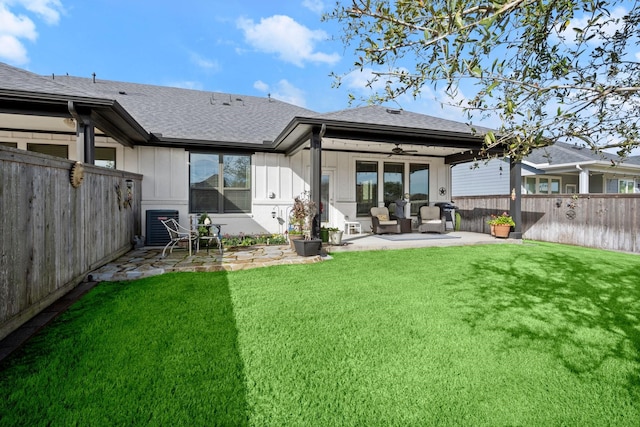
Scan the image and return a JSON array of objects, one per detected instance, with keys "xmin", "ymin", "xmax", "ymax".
[{"xmin": 89, "ymin": 244, "xmax": 325, "ymax": 282}]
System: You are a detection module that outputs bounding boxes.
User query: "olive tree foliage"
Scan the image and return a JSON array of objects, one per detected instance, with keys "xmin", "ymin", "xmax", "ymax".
[{"xmin": 325, "ymin": 0, "xmax": 640, "ymax": 160}]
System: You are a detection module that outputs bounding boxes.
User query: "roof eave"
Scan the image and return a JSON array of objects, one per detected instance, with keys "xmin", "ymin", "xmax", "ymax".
[
  {"xmin": 272, "ymin": 116, "xmax": 497, "ymax": 156},
  {"xmin": 145, "ymin": 134, "xmax": 268, "ymax": 152},
  {"xmin": 0, "ymin": 89, "xmax": 150, "ymax": 147}
]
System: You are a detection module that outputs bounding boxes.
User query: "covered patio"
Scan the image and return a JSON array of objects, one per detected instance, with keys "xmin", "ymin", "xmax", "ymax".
[{"xmin": 272, "ymin": 106, "xmax": 525, "ymax": 239}]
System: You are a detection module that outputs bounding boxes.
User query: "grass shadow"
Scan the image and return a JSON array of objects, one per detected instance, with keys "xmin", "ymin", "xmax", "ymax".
[
  {"xmin": 457, "ymin": 243, "xmax": 640, "ymax": 396},
  {"xmin": 0, "ymin": 272, "xmax": 249, "ymax": 425}
]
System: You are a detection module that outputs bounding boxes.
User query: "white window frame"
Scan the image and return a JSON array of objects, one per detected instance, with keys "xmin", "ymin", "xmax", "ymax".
[{"xmin": 523, "ymin": 176, "xmax": 562, "ymax": 194}]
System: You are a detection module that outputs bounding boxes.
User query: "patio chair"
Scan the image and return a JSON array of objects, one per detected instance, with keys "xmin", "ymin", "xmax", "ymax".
[
  {"xmin": 161, "ymin": 218, "xmax": 198, "ymax": 257},
  {"xmin": 418, "ymin": 206, "xmax": 445, "ymax": 233},
  {"xmin": 370, "ymin": 206, "xmax": 400, "ymax": 234}
]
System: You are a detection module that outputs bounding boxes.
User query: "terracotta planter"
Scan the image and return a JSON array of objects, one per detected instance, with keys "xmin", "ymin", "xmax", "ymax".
[
  {"xmin": 490, "ymin": 224, "xmax": 496, "ymax": 236},
  {"xmin": 493, "ymin": 224, "xmax": 511, "ymax": 238},
  {"xmin": 288, "ymin": 233, "xmax": 304, "ymax": 250}
]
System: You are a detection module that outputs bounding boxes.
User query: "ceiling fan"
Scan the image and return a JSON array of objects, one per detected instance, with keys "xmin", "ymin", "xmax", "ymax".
[{"xmin": 389, "ymin": 144, "xmax": 418, "ymax": 156}]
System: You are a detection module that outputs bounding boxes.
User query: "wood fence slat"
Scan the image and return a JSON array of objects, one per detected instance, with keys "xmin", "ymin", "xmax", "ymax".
[
  {"xmin": 453, "ymin": 194, "xmax": 640, "ymax": 253},
  {"xmin": 1, "ymin": 147, "xmax": 142, "ymax": 340}
]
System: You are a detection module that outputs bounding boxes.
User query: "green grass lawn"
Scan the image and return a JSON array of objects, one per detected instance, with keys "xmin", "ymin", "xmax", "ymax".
[{"xmin": 1, "ymin": 241, "xmax": 640, "ymax": 426}]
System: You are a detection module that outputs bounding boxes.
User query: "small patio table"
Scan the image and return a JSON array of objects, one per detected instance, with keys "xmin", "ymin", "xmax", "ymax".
[{"xmin": 197, "ymin": 223, "xmax": 225, "ymax": 255}]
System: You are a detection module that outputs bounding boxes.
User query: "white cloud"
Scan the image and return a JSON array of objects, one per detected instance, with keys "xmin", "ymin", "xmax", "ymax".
[
  {"xmin": 237, "ymin": 15, "xmax": 339, "ymax": 67},
  {"xmin": 253, "ymin": 80, "xmax": 269, "ymax": 92},
  {"xmin": 0, "ymin": 33, "xmax": 29, "ymax": 63},
  {"xmin": 189, "ymin": 52, "xmax": 220, "ymax": 72},
  {"xmin": 0, "ymin": 4, "xmax": 37, "ymax": 39},
  {"xmin": 342, "ymin": 67, "xmax": 390, "ymax": 93},
  {"xmin": 0, "ymin": 0, "xmax": 64, "ymax": 64},
  {"xmin": 557, "ymin": 6, "xmax": 628, "ymax": 45},
  {"xmin": 302, "ymin": 0, "xmax": 325, "ymax": 14},
  {"xmin": 253, "ymin": 79, "xmax": 307, "ymax": 107},
  {"xmin": 167, "ymin": 81, "xmax": 204, "ymax": 91},
  {"xmin": 16, "ymin": 0, "xmax": 63, "ymax": 24}
]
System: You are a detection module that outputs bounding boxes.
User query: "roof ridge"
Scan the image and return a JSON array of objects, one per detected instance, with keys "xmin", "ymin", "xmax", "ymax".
[
  {"xmin": 553, "ymin": 141, "xmax": 619, "ymax": 162},
  {"xmin": 47, "ymin": 73, "xmax": 316, "ymax": 109},
  {"xmin": 0, "ymin": 62, "xmax": 97, "ymax": 98}
]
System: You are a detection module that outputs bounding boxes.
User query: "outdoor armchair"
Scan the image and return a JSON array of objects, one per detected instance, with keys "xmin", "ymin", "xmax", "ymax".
[
  {"xmin": 418, "ymin": 206, "xmax": 445, "ymax": 233},
  {"xmin": 370, "ymin": 206, "xmax": 400, "ymax": 234}
]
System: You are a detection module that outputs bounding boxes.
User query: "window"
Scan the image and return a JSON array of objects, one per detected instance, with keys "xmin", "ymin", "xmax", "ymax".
[
  {"xmin": 356, "ymin": 161, "xmax": 377, "ymax": 216},
  {"xmin": 0, "ymin": 142, "xmax": 17, "ymax": 148},
  {"xmin": 95, "ymin": 147, "xmax": 116, "ymax": 169},
  {"xmin": 524, "ymin": 176, "xmax": 561, "ymax": 194},
  {"xmin": 605, "ymin": 178, "xmax": 636, "ymax": 193},
  {"xmin": 189, "ymin": 153, "xmax": 251, "ymax": 213},
  {"xmin": 409, "ymin": 164, "xmax": 429, "ymax": 215},
  {"xmin": 321, "ymin": 173, "xmax": 330, "ymax": 223},
  {"xmin": 619, "ymin": 178, "xmax": 636, "ymax": 194},
  {"xmin": 27, "ymin": 143, "xmax": 68, "ymax": 158},
  {"xmin": 524, "ymin": 177, "xmax": 536, "ymax": 194},
  {"xmin": 383, "ymin": 162, "xmax": 404, "ymax": 206}
]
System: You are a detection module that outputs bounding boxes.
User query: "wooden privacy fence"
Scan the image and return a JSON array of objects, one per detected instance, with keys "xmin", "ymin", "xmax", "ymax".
[
  {"xmin": 452, "ymin": 194, "xmax": 640, "ymax": 253},
  {"xmin": 0, "ymin": 146, "xmax": 142, "ymax": 340}
]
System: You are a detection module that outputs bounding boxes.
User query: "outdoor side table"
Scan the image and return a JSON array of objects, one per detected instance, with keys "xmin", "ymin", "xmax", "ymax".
[
  {"xmin": 398, "ymin": 218, "xmax": 412, "ymax": 233},
  {"xmin": 345, "ymin": 221, "xmax": 361, "ymax": 235}
]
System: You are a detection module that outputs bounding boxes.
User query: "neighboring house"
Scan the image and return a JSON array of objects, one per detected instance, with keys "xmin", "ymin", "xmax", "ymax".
[
  {"xmin": 452, "ymin": 141, "xmax": 640, "ymax": 196},
  {"xmin": 1, "ymin": 61, "xmax": 504, "ymax": 239}
]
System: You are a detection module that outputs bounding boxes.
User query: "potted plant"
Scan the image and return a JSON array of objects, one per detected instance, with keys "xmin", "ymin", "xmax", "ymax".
[
  {"xmin": 327, "ymin": 227, "xmax": 343, "ymax": 245},
  {"xmin": 287, "ymin": 229, "xmax": 304, "ymax": 250},
  {"xmin": 320, "ymin": 226, "xmax": 330, "ymax": 243},
  {"xmin": 487, "ymin": 212, "xmax": 515, "ymax": 238},
  {"xmin": 289, "ymin": 191, "xmax": 321, "ymax": 256},
  {"xmin": 198, "ymin": 212, "xmax": 211, "ymax": 236}
]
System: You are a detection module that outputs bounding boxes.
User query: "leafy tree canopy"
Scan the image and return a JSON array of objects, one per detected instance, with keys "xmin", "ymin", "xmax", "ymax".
[{"xmin": 326, "ymin": 0, "xmax": 640, "ymax": 160}]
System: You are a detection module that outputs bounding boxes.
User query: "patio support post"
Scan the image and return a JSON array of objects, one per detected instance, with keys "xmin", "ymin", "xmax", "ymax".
[
  {"xmin": 578, "ymin": 167, "xmax": 590, "ymax": 193},
  {"xmin": 509, "ymin": 158, "xmax": 523, "ymax": 239},
  {"xmin": 310, "ymin": 127, "xmax": 322, "ymax": 239},
  {"xmin": 68, "ymin": 101, "xmax": 95, "ymax": 164}
]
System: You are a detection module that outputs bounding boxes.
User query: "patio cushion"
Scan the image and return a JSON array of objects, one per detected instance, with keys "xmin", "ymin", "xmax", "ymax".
[{"xmin": 376, "ymin": 214, "xmax": 390, "ymax": 221}]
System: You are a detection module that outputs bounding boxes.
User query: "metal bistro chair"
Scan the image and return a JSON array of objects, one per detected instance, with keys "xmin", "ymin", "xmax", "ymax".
[{"xmin": 161, "ymin": 218, "xmax": 198, "ymax": 257}]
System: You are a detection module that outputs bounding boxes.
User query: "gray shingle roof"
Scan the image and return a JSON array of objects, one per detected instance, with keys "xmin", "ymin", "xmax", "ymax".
[
  {"xmin": 311, "ymin": 105, "xmax": 493, "ymax": 135},
  {"xmin": 46, "ymin": 75, "xmax": 317, "ymax": 145},
  {"xmin": 525, "ymin": 141, "xmax": 620, "ymax": 165},
  {"xmin": 0, "ymin": 62, "xmax": 493, "ymax": 147},
  {"xmin": 624, "ymin": 155, "xmax": 640, "ymax": 165},
  {"xmin": 0, "ymin": 62, "xmax": 97, "ymax": 98}
]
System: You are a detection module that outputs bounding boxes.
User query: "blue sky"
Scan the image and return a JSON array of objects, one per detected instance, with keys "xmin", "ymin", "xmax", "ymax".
[
  {"xmin": 0, "ymin": 0, "xmax": 459, "ymax": 118},
  {"xmin": 1, "ymin": 0, "xmax": 638, "ymax": 155}
]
